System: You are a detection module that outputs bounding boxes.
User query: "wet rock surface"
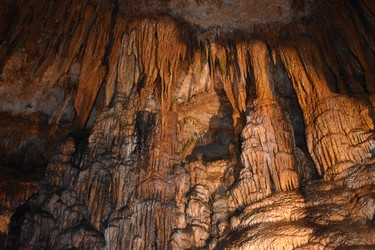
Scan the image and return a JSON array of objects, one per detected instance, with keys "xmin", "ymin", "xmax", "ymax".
[{"xmin": 0, "ymin": 0, "xmax": 375, "ymax": 249}]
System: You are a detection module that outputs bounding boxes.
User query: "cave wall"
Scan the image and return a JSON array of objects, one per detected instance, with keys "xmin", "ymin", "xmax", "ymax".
[{"xmin": 0, "ymin": 0, "xmax": 375, "ymax": 249}]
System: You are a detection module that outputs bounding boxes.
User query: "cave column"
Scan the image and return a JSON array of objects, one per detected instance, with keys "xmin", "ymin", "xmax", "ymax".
[
  {"xmin": 279, "ymin": 38, "xmax": 375, "ymax": 180},
  {"xmin": 231, "ymin": 40, "xmax": 300, "ymax": 208}
]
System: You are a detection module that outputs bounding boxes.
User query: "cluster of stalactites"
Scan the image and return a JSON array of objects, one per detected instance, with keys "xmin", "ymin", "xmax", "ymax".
[{"xmin": 103, "ymin": 14, "xmax": 375, "ymax": 192}]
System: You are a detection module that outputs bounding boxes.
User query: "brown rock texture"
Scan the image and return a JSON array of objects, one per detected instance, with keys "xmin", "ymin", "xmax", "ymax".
[{"xmin": 0, "ymin": 0, "xmax": 375, "ymax": 249}]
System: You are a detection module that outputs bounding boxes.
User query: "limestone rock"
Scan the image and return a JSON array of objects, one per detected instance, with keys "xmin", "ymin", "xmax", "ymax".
[{"xmin": 0, "ymin": 0, "xmax": 375, "ymax": 249}]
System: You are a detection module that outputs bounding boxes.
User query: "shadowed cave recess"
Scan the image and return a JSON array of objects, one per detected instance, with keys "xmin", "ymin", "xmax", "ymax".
[{"xmin": 0, "ymin": 0, "xmax": 375, "ymax": 249}]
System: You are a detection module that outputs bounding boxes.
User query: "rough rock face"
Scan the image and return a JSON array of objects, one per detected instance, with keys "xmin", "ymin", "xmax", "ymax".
[
  {"xmin": 1, "ymin": 0, "xmax": 375, "ymax": 249},
  {"xmin": 0, "ymin": 179, "xmax": 38, "ymax": 242}
]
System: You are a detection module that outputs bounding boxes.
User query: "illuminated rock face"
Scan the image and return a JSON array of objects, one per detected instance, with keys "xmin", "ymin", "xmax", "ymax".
[{"xmin": 1, "ymin": 0, "xmax": 375, "ymax": 249}]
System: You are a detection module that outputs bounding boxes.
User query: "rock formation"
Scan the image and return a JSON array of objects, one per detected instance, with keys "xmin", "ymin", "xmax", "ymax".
[{"xmin": 0, "ymin": 0, "xmax": 375, "ymax": 249}]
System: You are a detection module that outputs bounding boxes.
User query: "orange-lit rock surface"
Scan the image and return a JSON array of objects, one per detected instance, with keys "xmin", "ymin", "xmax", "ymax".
[{"xmin": 0, "ymin": 0, "xmax": 375, "ymax": 249}]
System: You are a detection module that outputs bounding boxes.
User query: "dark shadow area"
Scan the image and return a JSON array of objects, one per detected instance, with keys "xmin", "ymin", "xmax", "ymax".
[
  {"xmin": 3, "ymin": 194, "xmax": 35, "ymax": 250},
  {"xmin": 186, "ymin": 88, "xmax": 235, "ymax": 162},
  {"xmin": 134, "ymin": 110, "xmax": 157, "ymax": 168},
  {"xmin": 273, "ymin": 55, "xmax": 320, "ymax": 180},
  {"xmin": 0, "ymin": 233, "xmax": 6, "ymax": 249}
]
